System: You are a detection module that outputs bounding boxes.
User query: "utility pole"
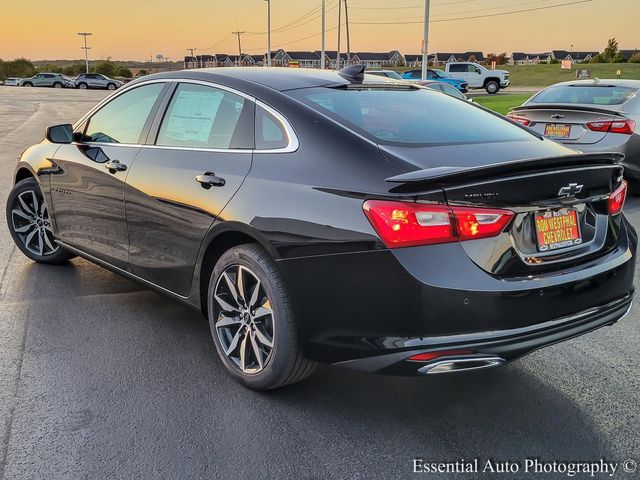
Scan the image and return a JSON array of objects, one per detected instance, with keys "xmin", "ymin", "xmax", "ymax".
[
  {"xmin": 265, "ymin": 0, "xmax": 272, "ymax": 67},
  {"xmin": 78, "ymin": 32, "xmax": 92, "ymax": 73},
  {"xmin": 421, "ymin": 0, "xmax": 431, "ymax": 80},
  {"xmin": 186, "ymin": 48, "xmax": 197, "ymax": 69},
  {"xmin": 343, "ymin": 0, "xmax": 351, "ymax": 64},
  {"xmin": 336, "ymin": 0, "xmax": 341, "ymax": 69},
  {"xmin": 232, "ymin": 31, "xmax": 245, "ymax": 66},
  {"xmin": 321, "ymin": 0, "xmax": 326, "ymax": 69}
]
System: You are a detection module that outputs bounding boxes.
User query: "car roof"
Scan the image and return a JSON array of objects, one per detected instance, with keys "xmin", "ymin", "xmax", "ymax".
[
  {"xmin": 136, "ymin": 67, "xmax": 401, "ymax": 92},
  {"xmin": 546, "ymin": 79, "xmax": 640, "ymax": 88}
]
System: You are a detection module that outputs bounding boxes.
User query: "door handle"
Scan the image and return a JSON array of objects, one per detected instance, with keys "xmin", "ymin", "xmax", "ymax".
[
  {"xmin": 105, "ymin": 159, "xmax": 127, "ymax": 173},
  {"xmin": 195, "ymin": 172, "xmax": 226, "ymax": 189}
]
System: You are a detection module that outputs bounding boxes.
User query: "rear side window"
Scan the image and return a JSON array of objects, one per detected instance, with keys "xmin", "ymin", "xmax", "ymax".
[
  {"xmin": 255, "ymin": 105, "xmax": 288, "ymax": 150},
  {"xmin": 156, "ymin": 83, "xmax": 253, "ymax": 149},
  {"xmin": 290, "ymin": 87, "xmax": 533, "ymax": 146},
  {"xmin": 85, "ymin": 83, "xmax": 164, "ymax": 144},
  {"xmin": 530, "ymin": 85, "xmax": 638, "ymax": 105}
]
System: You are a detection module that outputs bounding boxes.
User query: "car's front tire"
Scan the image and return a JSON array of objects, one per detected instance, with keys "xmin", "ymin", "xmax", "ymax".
[
  {"xmin": 485, "ymin": 80, "xmax": 500, "ymax": 94},
  {"xmin": 207, "ymin": 244, "xmax": 315, "ymax": 390},
  {"xmin": 106, "ymin": 83, "xmax": 116, "ymax": 90},
  {"xmin": 53, "ymin": 82, "xmax": 62, "ymax": 88},
  {"xmin": 6, "ymin": 178, "xmax": 75, "ymax": 264}
]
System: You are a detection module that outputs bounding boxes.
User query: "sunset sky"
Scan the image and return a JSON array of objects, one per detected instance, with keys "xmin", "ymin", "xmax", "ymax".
[{"xmin": 1, "ymin": 0, "xmax": 638, "ymax": 62}]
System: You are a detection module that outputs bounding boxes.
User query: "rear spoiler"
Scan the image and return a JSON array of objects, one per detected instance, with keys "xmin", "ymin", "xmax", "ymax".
[
  {"xmin": 385, "ymin": 153, "xmax": 624, "ymax": 185},
  {"xmin": 511, "ymin": 104, "xmax": 626, "ymax": 116}
]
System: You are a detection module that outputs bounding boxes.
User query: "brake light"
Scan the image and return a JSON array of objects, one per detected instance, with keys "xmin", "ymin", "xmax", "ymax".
[
  {"xmin": 506, "ymin": 113, "xmax": 531, "ymax": 126},
  {"xmin": 586, "ymin": 119, "xmax": 635, "ymax": 135},
  {"xmin": 408, "ymin": 349, "xmax": 475, "ymax": 362},
  {"xmin": 608, "ymin": 180, "xmax": 627, "ymax": 215},
  {"xmin": 363, "ymin": 200, "xmax": 514, "ymax": 248}
]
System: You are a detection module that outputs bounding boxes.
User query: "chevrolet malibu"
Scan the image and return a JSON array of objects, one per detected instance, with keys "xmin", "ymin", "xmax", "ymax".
[{"xmin": 6, "ymin": 66, "xmax": 636, "ymax": 390}]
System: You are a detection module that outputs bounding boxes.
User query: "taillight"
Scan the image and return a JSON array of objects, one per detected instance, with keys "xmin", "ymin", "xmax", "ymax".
[
  {"xmin": 586, "ymin": 119, "xmax": 636, "ymax": 135},
  {"xmin": 608, "ymin": 180, "xmax": 627, "ymax": 215},
  {"xmin": 506, "ymin": 113, "xmax": 531, "ymax": 126},
  {"xmin": 362, "ymin": 200, "xmax": 514, "ymax": 248}
]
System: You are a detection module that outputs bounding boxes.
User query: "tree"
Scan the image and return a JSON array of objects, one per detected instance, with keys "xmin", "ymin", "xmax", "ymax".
[
  {"xmin": 629, "ymin": 52, "xmax": 640, "ymax": 63},
  {"xmin": 602, "ymin": 37, "xmax": 619, "ymax": 62},
  {"xmin": 114, "ymin": 66, "xmax": 132, "ymax": 78},
  {"xmin": 486, "ymin": 52, "xmax": 508, "ymax": 65},
  {"xmin": 63, "ymin": 64, "xmax": 86, "ymax": 76},
  {"xmin": 0, "ymin": 58, "xmax": 36, "ymax": 79},
  {"xmin": 93, "ymin": 61, "xmax": 116, "ymax": 77}
]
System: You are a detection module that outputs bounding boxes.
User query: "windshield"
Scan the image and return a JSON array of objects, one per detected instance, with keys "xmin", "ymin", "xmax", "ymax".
[
  {"xmin": 433, "ymin": 69, "xmax": 451, "ymax": 78},
  {"xmin": 384, "ymin": 71, "xmax": 403, "ymax": 80},
  {"xmin": 530, "ymin": 85, "xmax": 638, "ymax": 106},
  {"xmin": 290, "ymin": 87, "xmax": 534, "ymax": 146}
]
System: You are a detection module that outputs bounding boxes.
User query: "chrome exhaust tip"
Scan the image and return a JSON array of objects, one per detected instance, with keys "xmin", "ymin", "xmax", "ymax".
[{"xmin": 417, "ymin": 356, "xmax": 505, "ymax": 375}]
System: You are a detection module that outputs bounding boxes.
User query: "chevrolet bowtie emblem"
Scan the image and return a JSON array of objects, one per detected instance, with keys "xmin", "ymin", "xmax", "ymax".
[{"xmin": 558, "ymin": 183, "xmax": 583, "ymax": 197}]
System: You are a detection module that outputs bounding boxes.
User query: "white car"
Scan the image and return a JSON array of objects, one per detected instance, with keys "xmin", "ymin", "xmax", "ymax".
[
  {"xmin": 3, "ymin": 77, "xmax": 22, "ymax": 86},
  {"xmin": 443, "ymin": 62, "xmax": 510, "ymax": 94}
]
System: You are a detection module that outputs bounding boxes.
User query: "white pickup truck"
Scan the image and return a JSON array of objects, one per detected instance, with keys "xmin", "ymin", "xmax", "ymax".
[{"xmin": 444, "ymin": 62, "xmax": 510, "ymax": 94}]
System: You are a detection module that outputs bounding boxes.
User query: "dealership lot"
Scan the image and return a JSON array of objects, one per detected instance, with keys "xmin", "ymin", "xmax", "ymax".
[{"xmin": 0, "ymin": 88, "xmax": 639, "ymax": 479}]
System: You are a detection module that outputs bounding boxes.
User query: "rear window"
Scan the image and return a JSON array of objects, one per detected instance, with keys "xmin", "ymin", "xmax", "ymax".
[
  {"xmin": 530, "ymin": 85, "xmax": 638, "ymax": 105},
  {"xmin": 289, "ymin": 87, "xmax": 533, "ymax": 146}
]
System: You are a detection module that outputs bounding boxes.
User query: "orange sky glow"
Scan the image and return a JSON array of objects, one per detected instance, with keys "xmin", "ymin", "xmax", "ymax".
[{"xmin": 1, "ymin": 0, "xmax": 638, "ymax": 62}]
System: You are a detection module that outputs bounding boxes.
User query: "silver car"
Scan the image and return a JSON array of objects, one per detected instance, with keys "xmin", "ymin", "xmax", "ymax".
[
  {"xmin": 3, "ymin": 77, "xmax": 21, "ymax": 86},
  {"xmin": 18, "ymin": 73, "xmax": 74, "ymax": 88},
  {"xmin": 74, "ymin": 73, "xmax": 123, "ymax": 90},
  {"xmin": 508, "ymin": 79, "xmax": 640, "ymax": 184}
]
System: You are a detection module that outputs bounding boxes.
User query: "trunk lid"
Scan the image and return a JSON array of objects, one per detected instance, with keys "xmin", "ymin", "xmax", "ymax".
[
  {"xmin": 385, "ymin": 152, "xmax": 625, "ymax": 277},
  {"xmin": 509, "ymin": 105, "xmax": 621, "ymax": 145}
]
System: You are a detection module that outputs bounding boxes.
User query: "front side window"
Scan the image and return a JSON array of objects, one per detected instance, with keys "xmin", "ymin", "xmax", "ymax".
[
  {"xmin": 290, "ymin": 86, "xmax": 534, "ymax": 146},
  {"xmin": 448, "ymin": 64, "xmax": 464, "ymax": 73},
  {"xmin": 156, "ymin": 83, "xmax": 252, "ymax": 149},
  {"xmin": 84, "ymin": 83, "xmax": 164, "ymax": 144}
]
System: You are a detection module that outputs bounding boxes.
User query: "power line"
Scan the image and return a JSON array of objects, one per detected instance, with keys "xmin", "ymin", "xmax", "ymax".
[
  {"xmin": 246, "ymin": 0, "xmax": 338, "ymax": 36},
  {"xmin": 201, "ymin": 33, "xmax": 233, "ymax": 52},
  {"xmin": 232, "ymin": 31, "xmax": 246, "ymax": 63},
  {"xmin": 348, "ymin": 0, "xmax": 475, "ymax": 9},
  {"xmin": 350, "ymin": 0, "xmax": 593, "ymax": 24}
]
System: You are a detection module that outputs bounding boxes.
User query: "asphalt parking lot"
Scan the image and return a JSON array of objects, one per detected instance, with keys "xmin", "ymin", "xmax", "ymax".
[{"xmin": 0, "ymin": 87, "xmax": 639, "ymax": 480}]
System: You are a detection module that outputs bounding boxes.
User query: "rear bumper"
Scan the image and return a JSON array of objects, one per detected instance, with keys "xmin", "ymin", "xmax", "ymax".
[
  {"xmin": 335, "ymin": 294, "xmax": 633, "ymax": 375},
  {"xmin": 277, "ymin": 217, "xmax": 636, "ymax": 371}
]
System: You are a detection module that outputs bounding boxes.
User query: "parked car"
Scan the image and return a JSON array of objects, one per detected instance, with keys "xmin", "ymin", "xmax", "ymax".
[
  {"xmin": 18, "ymin": 73, "xmax": 74, "ymax": 88},
  {"xmin": 419, "ymin": 79, "xmax": 472, "ymax": 101},
  {"xmin": 367, "ymin": 70, "xmax": 404, "ymax": 80},
  {"xmin": 402, "ymin": 68, "xmax": 468, "ymax": 92},
  {"xmin": 508, "ymin": 79, "xmax": 640, "ymax": 186},
  {"xmin": 74, "ymin": 73, "xmax": 123, "ymax": 90},
  {"xmin": 6, "ymin": 66, "xmax": 635, "ymax": 390},
  {"xmin": 3, "ymin": 77, "xmax": 21, "ymax": 86},
  {"xmin": 443, "ymin": 62, "xmax": 510, "ymax": 94}
]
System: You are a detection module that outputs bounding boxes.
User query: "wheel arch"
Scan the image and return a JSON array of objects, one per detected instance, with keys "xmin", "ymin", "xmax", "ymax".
[
  {"xmin": 483, "ymin": 77, "xmax": 501, "ymax": 87},
  {"xmin": 195, "ymin": 222, "xmax": 279, "ymax": 317},
  {"xmin": 14, "ymin": 166, "xmax": 36, "ymax": 184}
]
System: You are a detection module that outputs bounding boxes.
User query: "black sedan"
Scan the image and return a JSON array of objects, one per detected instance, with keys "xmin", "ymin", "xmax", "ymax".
[{"xmin": 6, "ymin": 66, "xmax": 636, "ymax": 390}]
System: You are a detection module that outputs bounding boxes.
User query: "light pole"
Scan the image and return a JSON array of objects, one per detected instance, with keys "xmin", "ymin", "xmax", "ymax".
[
  {"xmin": 265, "ymin": 0, "xmax": 271, "ymax": 67},
  {"xmin": 344, "ymin": 0, "xmax": 351, "ymax": 64},
  {"xmin": 78, "ymin": 32, "xmax": 92, "ymax": 73},
  {"xmin": 336, "ymin": 0, "xmax": 341, "ymax": 69},
  {"xmin": 420, "ymin": 0, "xmax": 430, "ymax": 80},
  {"xmin": 320, "ymin": 0, "xmax": 325, "ymax": 69},
  {"xmin": 186, "ymin": 48, "xmax": 197, "ymax": 69}
]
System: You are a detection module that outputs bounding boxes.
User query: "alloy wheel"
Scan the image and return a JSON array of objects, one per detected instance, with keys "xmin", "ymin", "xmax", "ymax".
[
  {"xmin": 10, "ymin": 190, "xmax": 59, "ymax": 256},
  {"xmin": 214, "ymin": 265, "xmax": 274, "ymax": 374}
]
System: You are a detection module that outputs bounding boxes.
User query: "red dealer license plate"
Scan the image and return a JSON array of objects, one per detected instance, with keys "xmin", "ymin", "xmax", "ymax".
[{"xmin": 534, "ymin": 208, "xmax": 582, "ymax": 252}]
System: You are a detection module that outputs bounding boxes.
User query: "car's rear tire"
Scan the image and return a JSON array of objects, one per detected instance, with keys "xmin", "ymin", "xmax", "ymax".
[
  {"xmin": 77, "ymin": 82, "xmax": 88, "ymax": 89},
  {"xmin": 53, "ymin": 82, "xmax": 62, "ymax": 88},
  {"xmin": 207, "ymin": 244, "xmax": 316, "ymax": 390},
  {"xmin": 23, "ymin": 82, "xmax": 33, "ymax": 87},
  {"xmin": 106, "ymin": 83, "xmax": 116, "ymax": 90},
  {"xmin": 6, "ymin": 178, "xmax": 75, "ymax": 264},
  {"xmin": 485, "ymin": 80, "xmax": 500, "ymax": 94}
]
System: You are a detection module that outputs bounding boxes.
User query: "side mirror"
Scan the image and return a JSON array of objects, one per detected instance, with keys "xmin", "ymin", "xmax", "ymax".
[
  {"xmin": 475, "ymin": 68, "xmax": 482, "ymax": 74},
  {"xmin": 45, "ymin": 124, "xmax": 73, "ymax": 144}
]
